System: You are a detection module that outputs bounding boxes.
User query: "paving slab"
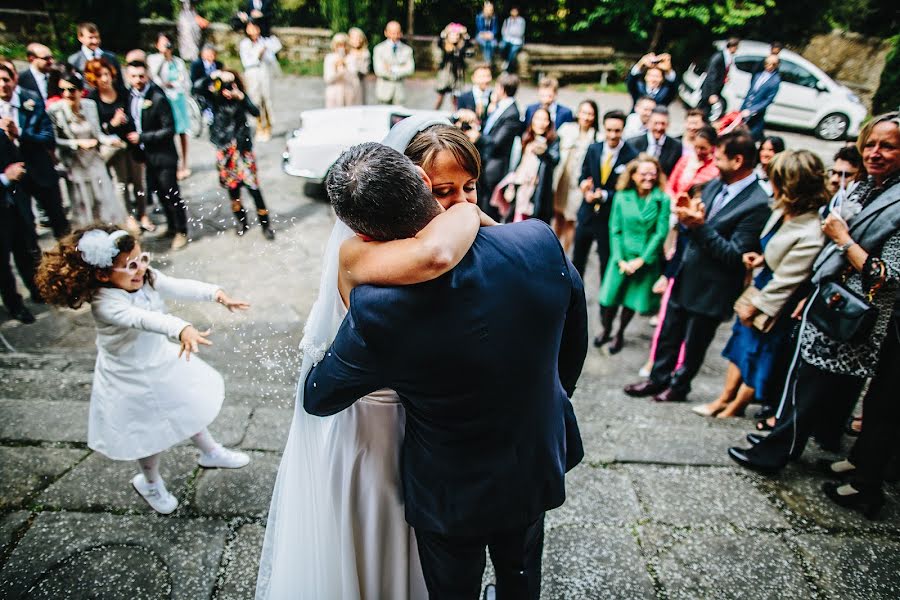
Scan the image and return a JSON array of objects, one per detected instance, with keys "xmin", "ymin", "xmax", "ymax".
[
  {"xmin": 39, "ymin": 448, "xmax": 198, "ymax": 514},
  {"xmin": 0, "ymin": 511, "xmax": 30, "ymax": 555},
  {"xmin": 1, "ymin": 368, "xmax": 93, "ymax": 402},
  {"xmin": 174, "ymin": 405, "xmax": 253, "ymax": 450},
  {"xmin": 214, "ymin": 524, "xmax": 265, "ymax": 600},
  {"xmin": 542, "ymin": 524, "xmax": 656, "ymax": 600},
  {"xmin": 0, "ymin": 446, "xmax": 88, "ymax": 510},
  {"xmin": 241, "ymin": 407, "xmax": 293, "ymax": 452},
  {"xmin": 0, "ymin": 399, "xmax": 89, "ymax": 443},
  {"xmin": 606, "ymin": 422, "xmax": 745, "ymax": 467},
  {"xmin": 791, "ymin": 534, "xmax": 900, "ymax": 599},
  {"xmin": 641, "ymin": 525, "xmax": 813, "ymax": 599},
  {"xmin": 627, "ymin": 465, "xmax": 790, "ymax": 529},
  {"xmin": 0, "ymin": 511, "xmax": 228, "ymax": 599},
  {"xmin": 193, "ymin": 452, "xmax": 279, "ymax": 518},
  {"xmin": 546, "ymin": 465, "xmax": 643, "ymax": 529}
]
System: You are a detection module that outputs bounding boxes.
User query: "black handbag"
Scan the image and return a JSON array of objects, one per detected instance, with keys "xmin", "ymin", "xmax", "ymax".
[{"xmin": 807, "ymin": 263, "xmax": 884, "ymax": 343}]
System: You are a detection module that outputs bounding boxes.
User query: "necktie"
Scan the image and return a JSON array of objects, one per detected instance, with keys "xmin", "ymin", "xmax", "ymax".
[
  {"xmin": 708, "ymin": 188, "xmax": 729, "ymax": 220},
  {"xmin": 392, "ymin": 44, "xmax": 398, "ymax": 55},
  {"xmin": 600, "ymin": 152, "xmax": 614, "ymax": 185}
]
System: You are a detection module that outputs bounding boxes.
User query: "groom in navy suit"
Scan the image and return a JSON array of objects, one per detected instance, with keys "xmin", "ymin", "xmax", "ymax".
[{"xmin": 305, "ymin": 142, "xmax": 588, "ymax": 599}]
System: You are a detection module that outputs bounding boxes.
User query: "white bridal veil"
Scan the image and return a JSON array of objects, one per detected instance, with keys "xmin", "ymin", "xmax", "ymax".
[{"xmin": 255, "ymin": 114, "xmax": 451, "ymax": 599}]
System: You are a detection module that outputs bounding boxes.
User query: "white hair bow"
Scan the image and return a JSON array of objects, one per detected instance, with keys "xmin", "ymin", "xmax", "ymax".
[{"xmin": 77, "ymin": 230, "xmax": 129, "ymax": 268}]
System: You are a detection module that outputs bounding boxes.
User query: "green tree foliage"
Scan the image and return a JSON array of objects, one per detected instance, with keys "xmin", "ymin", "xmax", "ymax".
[{"xmin": 872, "ymin": 36, "xmax": 899, "ymax": 114}]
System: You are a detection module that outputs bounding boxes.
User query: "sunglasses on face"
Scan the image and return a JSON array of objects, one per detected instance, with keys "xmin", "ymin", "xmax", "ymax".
[
  {"xmin": 112, "ymin": 252, "xmax": 151, "ymax": 274},
  {"xmin": 828, "ymin": 169, "xmax": 855, "ymax": 178}
]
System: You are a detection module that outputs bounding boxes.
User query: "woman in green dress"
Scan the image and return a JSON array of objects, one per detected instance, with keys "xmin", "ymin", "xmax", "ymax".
[{"xmin": 597, "ymin": 153, "xmax": 670, "ymax": 353}]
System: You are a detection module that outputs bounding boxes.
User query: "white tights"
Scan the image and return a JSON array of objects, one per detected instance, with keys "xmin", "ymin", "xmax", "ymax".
[{"xmin": 136, "ymin": 428, "xmax": 220, "ymax": 484}]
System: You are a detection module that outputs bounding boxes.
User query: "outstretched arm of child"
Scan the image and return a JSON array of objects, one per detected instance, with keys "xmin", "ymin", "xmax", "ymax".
[
  {"xmin": 214, "ymin": 290, "xmax": 250, "ymax": 312},
  {"xmin": 93, "ymin": 293, "xmax": 194, "ymax": 344},
  {"xmin": 178, "ymin": 325, "xmax": 212, "ymax": 361},
  {"xmin": 151, "ymin": 269, "xmax": 224, "ymax": 303}
]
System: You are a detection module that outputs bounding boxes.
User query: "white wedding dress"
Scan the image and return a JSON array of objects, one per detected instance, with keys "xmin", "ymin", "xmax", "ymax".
[{"xmin": 256, "ymin": 116, "xmax": 451, "ymax": 600}]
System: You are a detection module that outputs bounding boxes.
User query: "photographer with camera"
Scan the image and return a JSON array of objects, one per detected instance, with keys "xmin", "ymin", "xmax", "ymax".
[
  {"xmin": 626, "ymin": 53, "xmax": 678, "ymax": 111},
  {"xmin": 434, "ymin": 23, "xmax": 472, "ymax": 110},
  {"xmin": 194, "ymin": 69, "xmax": 274, "ymax": 240},
  {"xmin": 148, "ymin": 33, "xmax": 192, "ymax": 180}
]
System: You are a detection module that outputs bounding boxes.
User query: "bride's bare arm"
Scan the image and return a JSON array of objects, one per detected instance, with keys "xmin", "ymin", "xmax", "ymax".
[{"xmin": 339, "ymin": 202, "xmax": 486, "ymax": 295}]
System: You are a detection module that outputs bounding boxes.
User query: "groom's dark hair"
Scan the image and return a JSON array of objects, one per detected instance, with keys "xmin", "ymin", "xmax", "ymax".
[{"xmin": 326, "ymin": 142, "xmax": 442, "ymax": 241}]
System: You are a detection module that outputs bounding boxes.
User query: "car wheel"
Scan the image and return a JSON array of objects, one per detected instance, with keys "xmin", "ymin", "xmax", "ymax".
[
  {"xmin": 304, "ymin": 181, "xmax": 327, "ymax": 200},
  {"xmin": 815, "ymin": 113, "xmax": 849, "ymax": 141}
]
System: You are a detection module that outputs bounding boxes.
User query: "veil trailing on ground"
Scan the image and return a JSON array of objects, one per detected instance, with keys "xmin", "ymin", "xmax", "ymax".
[{"xmin": 255, "ymin": 114, "xmax": 451, "ymax": 599}]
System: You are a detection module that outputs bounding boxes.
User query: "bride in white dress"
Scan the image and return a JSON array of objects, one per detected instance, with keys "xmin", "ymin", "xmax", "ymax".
[{"xmin": 256, "ymin": 115, "xmax": 492, "ymax": 599}]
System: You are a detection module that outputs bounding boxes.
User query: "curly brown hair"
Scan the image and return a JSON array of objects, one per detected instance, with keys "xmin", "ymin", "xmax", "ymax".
[{"xmin": 35, "ymin": 224, "xmax": 150, "ymax": 309}]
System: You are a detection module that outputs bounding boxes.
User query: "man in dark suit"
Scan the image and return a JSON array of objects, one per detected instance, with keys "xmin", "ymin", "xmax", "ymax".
[
  {"xmin": 189, "ymin": 44, "xmax": 223, "ymax": 85},
  {"xmin": 627, "ymin": 106, "xmax": 682, "ymax": 176},
  {"xmin": 67, "ymin": 22, "xmax": 122, "ymax": 76},
  {"xmin": 456, "ymin": 63, "xmax": 493, "ymax": 123},
  {"xmin": 0, "ymin": 119, "xmax": 41, "ymax": 324},
  {"xmin": 124, "ymin": 62, "xmax": 188, "ymax": 251},
  {"xmin": 524, "ymin": 76, "xmax": 574, "ymax": 128},
  {"xmin": 0, "ymin": 60, "xmax": 68, "ymax": 239},
  {"xmin": 18, "ymin": 43, "xmax": 55, "ymax": 103},
  {"xmin": 572, "ymin": 110, "xmax": 638, "ymax": 296},
  {"xmin": 236, "ymin": 0, "xmax": 276, "ymax": 37},
  {"xmin": 626, "ymin": 53, "xmax": 679, "ymax": 109},
  {"xmin": 740, "ymin": 54, "xmax": 782, "ymax": 141},
  {"xmin": 306, "ymin": 142, "xmax": 587, "ymax": 599},
  {"xmin": 625, "ymin": 132, "xmax": 770, "ymax": 403},
  {"xmin": 476, "ymin": 72, "xmax": 524, "ymax": 221},
  {"xmin": 699, "ymin": 37, "xmax": 739, "ymax": 117}
]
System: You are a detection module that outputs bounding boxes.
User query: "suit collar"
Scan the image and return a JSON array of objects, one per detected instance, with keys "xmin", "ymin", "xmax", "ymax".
[{"xmin": 707, "ymin": 173, "xmax": 761, "ymax": 221}]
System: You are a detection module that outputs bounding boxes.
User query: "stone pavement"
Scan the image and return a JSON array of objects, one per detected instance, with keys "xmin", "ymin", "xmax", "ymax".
[{"xmin": 0, "ymin": 75, "xmax": 897, "ymax": 599}]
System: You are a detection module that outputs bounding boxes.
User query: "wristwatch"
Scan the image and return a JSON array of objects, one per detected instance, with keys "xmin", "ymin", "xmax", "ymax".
[{"xmin": 837, "ymin": 240, "xmax": 855, "ymax": 254}]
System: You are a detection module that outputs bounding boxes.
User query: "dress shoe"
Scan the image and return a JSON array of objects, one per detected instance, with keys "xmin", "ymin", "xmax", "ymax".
[
  {"xmin": 746, "ymin": 433, "xmax": 766, "ymax": 446},
  {"xmin": 822, "ymin": 481, "xmax": 884, "ymax": 520},
  {"xmin": 653, "ymin": 388, "xmax": 687, "ymax": 403},
  {"xmin": 623, "ymin": 380, "xmax": 667, "ymax": 398},
  {"xmin": 817, "ymin": 458, "xmax": 855, "ymax": 479},
  {"xmin": 691, "ymin": 403, "xmax": 725, "ymax": 417},
  {"xmin": 727, "ymin": 447, "xmax": 784, "ymax": 474},
  {"xmin": 171, "ymin": 233, "xmax": 188, "ymax": 251},
  {"xmin": 593, "ymin": 331, "xmax": 612, "ymax": 348},
  {"xmin": 10, "ymin": 306, "xmax": 36, "ymax": 324}
]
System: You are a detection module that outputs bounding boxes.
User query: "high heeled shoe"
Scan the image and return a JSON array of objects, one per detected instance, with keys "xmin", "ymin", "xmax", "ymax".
[
  {"xmin": 822, "ymin": 481, "xmax": 884, "ymax": 520},
  {"xmin": 691, "ymin": 402, "xmax": 726, "ymax": 417}
]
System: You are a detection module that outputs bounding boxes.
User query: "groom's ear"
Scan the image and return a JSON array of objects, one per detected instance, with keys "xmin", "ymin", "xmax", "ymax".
[{"xmin": 414, "ymin": 165, "xmax": 433, "ymax": 193}]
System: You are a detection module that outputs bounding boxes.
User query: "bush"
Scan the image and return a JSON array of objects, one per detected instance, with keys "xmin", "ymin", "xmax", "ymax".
[{"xmin": 872, "ymin": 36, "xmax": 900, "ymax": 114}]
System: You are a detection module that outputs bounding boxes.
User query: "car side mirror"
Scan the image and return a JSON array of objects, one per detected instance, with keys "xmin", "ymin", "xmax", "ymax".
[{"xmin": 815, "ymin": 81, "xmax": 827, "ymax": 92}]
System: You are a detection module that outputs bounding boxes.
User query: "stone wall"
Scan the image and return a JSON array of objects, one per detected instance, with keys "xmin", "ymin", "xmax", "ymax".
[{"xmin": 803, "ymin": 29, "xmax": 892, "ymax": 109}]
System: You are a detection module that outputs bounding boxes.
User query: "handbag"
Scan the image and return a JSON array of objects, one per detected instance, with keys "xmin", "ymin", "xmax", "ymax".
[
  {"xmin": 807, "ymin": 263, "xmax": 883, "ymax": 342},
  {"xmin": 733, "ymin": 286, "xmax": 776, "ymax": 333}
]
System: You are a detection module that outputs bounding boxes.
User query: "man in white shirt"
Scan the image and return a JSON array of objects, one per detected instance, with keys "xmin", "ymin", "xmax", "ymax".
[
  {"xmin": 18, "ymin": 44, "xmax": 54, "ymax": 103},
  {"xmin": 457, "ymin": 64, "xmax": 494, "ymax": 122},
  {"xmin": 623, "ymin": 96, "xmax": 656, "ymax": 139},
  {"xmin": 372, "ymin": 21, "xmax": 415, "ymax": 105},
  {"xmin": 500, "ymin": 6, "xmax": 525, "ymax": 73},
  {"xmin": 626, "ymin": 106, "xmax": 682, "ymax": 176},
  {"xmin": 239, "ymin": 20, "xmax": 282, "ymax": 141}
]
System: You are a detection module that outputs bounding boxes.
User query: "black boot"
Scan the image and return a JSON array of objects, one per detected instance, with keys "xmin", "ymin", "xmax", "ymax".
[
  {"xmin": 257, "ymin": 209, "xmax": 274, "ymax": 240},
  {"xmin": 594, "ymin": 306, "xmax": 616, "ymax": 347},
  {"xmin": 608, "ymin": 308, "xmax": 634, "ymax": 354},
  {"xmin": 233, "ymin": 208, "xmax": 249, "ymax": 236}
]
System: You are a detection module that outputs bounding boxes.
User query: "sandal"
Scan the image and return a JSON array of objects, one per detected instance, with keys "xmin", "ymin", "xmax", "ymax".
[{"xmin": 755, "ymin": 418, "xmax": 775, "ymax": 432}]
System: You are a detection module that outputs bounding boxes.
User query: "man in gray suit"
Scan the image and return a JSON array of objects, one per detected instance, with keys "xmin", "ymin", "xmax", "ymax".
[
  {"xmin": 372, "ymin": 21, "xmax": 415, "ymax": 105},
  {"xmin": 67, "ymin": 22, "xmax": 122, "ymax": 80}
]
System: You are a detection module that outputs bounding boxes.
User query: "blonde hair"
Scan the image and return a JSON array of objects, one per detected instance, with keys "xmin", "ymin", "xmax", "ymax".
[
  {"xmin": 348, "ymin": 27, "xmax": 368, "ymax": 50},
  {"xmin": 768, "ymin": 149, "xmax": 830, "ymax": 215},
  {"xmin": 331, "ymin": 33, "xmax": 350, "ymax": 52},
  {"xmin": 537, "ymin": 76, "xmax": 559, "ymax": 92},
  {"xmin": 616, "ymin": 153, "xmax": 666, "ymax": 192},
  {"xmin": 856, "ymin": 111, "xmax": 900, "ymax": 157}
]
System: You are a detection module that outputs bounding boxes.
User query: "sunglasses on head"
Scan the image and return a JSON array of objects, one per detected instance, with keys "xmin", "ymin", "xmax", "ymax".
[{"xmin": 112, "ymin": 252, "xmax": 151, "ymax": 274}]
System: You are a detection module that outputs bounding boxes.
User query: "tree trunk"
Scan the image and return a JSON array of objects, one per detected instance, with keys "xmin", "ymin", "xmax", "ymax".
[
  {"xmin": 407, "ymin": 0, "xmax": 414, "ymax": 35},
  {"xmin": 649, "ymin": 19, "xmax": 664, "ymax": 53}
]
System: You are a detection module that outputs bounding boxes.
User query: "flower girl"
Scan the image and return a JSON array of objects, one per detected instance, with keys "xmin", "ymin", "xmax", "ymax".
[{"xmin": 35, "ymin": 225, "xmax": 251, "ymax": 514}]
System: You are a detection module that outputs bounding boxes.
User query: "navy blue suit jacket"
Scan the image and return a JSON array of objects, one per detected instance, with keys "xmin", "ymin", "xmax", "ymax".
[
  {"xmin": 626, "ymin": 70, "xmax": 678, "ymax": 107},
  {"xmin": 14, "ymin": 88, "xmax": 58, "ymax": 187},
  {"xmin": 576, "ymin": 141, "xmax": 639, "ymax": 232},
  {"xmin": 304, "ymin": 220, "xmax": 588, "ymax": 536},
  {"xmin": 524, "ymin": 102, "xmax": 574, "ymax": 128},
  {"xmin": 0, "ymin": 132, "xmax": 32, "ymax": 224},
  {"xmin": 741, "ymin": 71, "xmax": 781, "ymax": 119}
]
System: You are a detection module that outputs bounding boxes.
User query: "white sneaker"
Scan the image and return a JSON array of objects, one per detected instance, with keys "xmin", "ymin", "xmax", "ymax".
[
  {"xmin": 198, "ymin": 446, "xmax": 250, "ymax": 469},
  {"xmin": 131, "ymin": 474, "xmax": 178, "ymax": 514}
]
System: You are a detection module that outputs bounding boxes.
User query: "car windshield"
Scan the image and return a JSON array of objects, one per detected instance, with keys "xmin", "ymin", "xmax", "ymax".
[{"xmin": 734, "ymin": 56, "xmax": 763, "ymax": 73}]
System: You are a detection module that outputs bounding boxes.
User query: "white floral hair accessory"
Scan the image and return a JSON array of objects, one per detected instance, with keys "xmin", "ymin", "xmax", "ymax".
[{"xmin": 77, "ymin": 230, "xmax": 129, "ymax": 268}]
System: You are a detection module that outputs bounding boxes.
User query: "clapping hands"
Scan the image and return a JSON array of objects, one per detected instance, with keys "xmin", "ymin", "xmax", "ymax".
[{"xmin": 675, "ymin": 195, "xmax": 705, "ymax": 229}]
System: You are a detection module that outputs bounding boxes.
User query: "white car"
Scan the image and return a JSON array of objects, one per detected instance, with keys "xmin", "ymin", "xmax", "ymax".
[
  {"xmin": 282, "ymin": 105, "xmax": 449, "ymax": 195},
  {"xmin": 679, "ymin": 40, "xmax": 867, "ymax": 140}
]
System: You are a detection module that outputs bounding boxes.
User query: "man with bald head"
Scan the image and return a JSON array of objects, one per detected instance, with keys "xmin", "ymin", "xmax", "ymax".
[
  {"xmin": 372, "ymin": 21, "xmax": 415, "ymax": 105},
  {"xmin": 19, "ymin": 44, "xmax": 55, "ymax": 103}
]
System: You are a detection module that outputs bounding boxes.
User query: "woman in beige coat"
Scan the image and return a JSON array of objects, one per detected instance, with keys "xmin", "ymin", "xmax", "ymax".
[
  {"xmin": 693, "ymin": 150, "xmax": 829, "ymax": 418},
  {"xmin": 324, "ymin": 33, "xmax": 364, "ymax": 108}
]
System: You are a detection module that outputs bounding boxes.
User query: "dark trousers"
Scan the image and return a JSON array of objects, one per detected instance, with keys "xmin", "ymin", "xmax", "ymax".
[
  {"xmin": 749, "ymin": 359, "xmax": 864, "ymax": 468},
  {"xmin": 649, "ymin": 298, "xmax": 721, "ymax": 395},
  {"xmin": 0, "ymin": 203, "xmax": 40, "ymax": 312},
  {"xmin": 416, "ymin": 514, "xmax": 545, "ymax": 600},
  {"xmin": 146, "ymin": 165, "xmax": 187, "ymax": 234},
  {"xmin": 850, "ymin": 320, "xmax": 900, "ymax": 490},
  {"xmin": 572, "ymin": 223, "xmax": 609, "ymax": 282},
  {"xmin": 23, "ymin": 178, "xmax": 68, "ymax": 239}
]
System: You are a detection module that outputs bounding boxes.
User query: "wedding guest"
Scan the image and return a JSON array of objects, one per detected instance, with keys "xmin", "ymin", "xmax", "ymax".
[
  {"xmin": 35, "ymin": 225, "xmax": 251, "ymax": 514},
  {"xmin": 239, "ymin": 19, "xmax": 282, "ymax": 142},
  {"xmin": 190, "ymin": 45, "xmax": 222, "ymax": 124},
  {"xmin": 597, "ymin": 154, "xmax": 670, "ymax": 353},
  {"xmin": 0, "ymin": 59, "xmax": 69, "ymax": 238},
  {"xmin": 148, "ymin": 33, "xmax": 193, "ymax": 180},
  {"xmin": 372, "ymin": 21, "xmax": 414, "ymax": 106},
  {"xmin": 85, "ymin": 58, "xmax": 150, "ymax": 235},
  {"xmin": 666, "ymin": 125, "xmax": 719, "ymax": 199},
  {"xmin": 177, "ymin": 0, "xmax": 209, "ymax": 63},
  {"xmin": 0, "ymin": 114, "xmax": 41, "ymax": 323},
  {"xmin": 124, "ymin": 62, "xmax": 189, "ymax": 250},
  {"xmin": 828, "ymin": 145, "xmax": 863, "ymax": 197},
  {"xmin": 347, "ymin": 28, "xmax": 371, "ymax": 103},
  {"xmin": 500, "ymin": 6, "xmax": 525, "ymax": 73},
  {"xmin": 755, "ymin": 135, "xmax": 785, "ymax": 197},
  {"xmin": 503, "ymin": 107, "xmax": 559, "ymax": 223},
  {"xmin": 474, "ymin": 72, "xmax": 523, "ymax": 221},
  {"xmin": 456, "ymin": 64, "xmax": 493, "ymax": 123},
  {"xmin": 699, "ymin": 37, "xmax": 739, "ymax": 117},
  {"xmin": 623, "ymin": 96, "xmax": 655, "ymax": 139},
  {"xmin": 553, "ymin": 100, "xmax": 599, "ymax": 251},
  {"xmin": 195, "ymin": 69, "xmax": 274, "ymax": 240},
  {"xmin": 434, "ymin": 23, "xmax": 470, "ymax": 110},
  {"xmin": 67, "ymin": 22, "xmax": 122, "ymax": 84},
  {"xmin": 19, "ymin": 43, "xmax": 55, "ymax": 103},
  {"xmin": 573, "ymin": 110, "xmax": 638, "ymax": 285},
  {"xmin": 625, "ymin": 131, "xmax": 770, "ymax": 403},
  {"xmin": 474, "ymin": 1, "xmax": 499, "ymax": 64},
  {"xmin": 626, "ymin": 106, "xmax": 682, "ymax": 176},
  {"xmin": 626, "ymin": 53, "xmax": 678, "ymax": 109},
  {"xmin": 692, "ymin": 150, "xmax": 828, "ymax": 419},
  {"xmin": 678, "ymin": 108, "xmax": 709, "ymax": 156},
  {"xmin": 236, "ymin": 0, "xmax": 275, "ymax": 37},
  {"xmin": 740, "ymin": 54, "xmax": 781, "ymax": 141},
  {"xmin": 324, "ymin": 33, "xmax": 364, "ymax": 108},
  {"xmin": 524, "ymin": 77, "xmax": 573, "ymax": 128}
]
